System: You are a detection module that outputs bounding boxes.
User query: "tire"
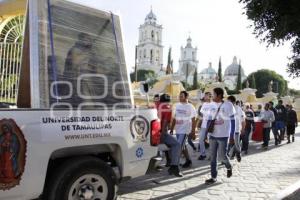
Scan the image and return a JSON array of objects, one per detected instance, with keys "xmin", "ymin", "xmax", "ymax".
[{"xmin": 45, "ymin": 156, "xmax": 116, "ymax": 200}]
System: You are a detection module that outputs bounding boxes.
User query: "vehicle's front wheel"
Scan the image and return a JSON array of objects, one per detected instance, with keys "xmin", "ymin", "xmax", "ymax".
[{"xmin": 46, "ymin": 157, "xmax": 116, "ymax": 200}]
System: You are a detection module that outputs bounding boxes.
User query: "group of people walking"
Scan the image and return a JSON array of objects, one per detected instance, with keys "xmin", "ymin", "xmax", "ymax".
[{"xmin": 154, "ymin": 87, "xmax": 298, "ymax": 185}]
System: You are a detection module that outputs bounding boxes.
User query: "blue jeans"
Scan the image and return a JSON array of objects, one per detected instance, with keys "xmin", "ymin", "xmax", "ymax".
[
  {"xmin": 276, "ymin": 121, "xmax": 285, "ymax": 140},
  {"xmin": 161, "ymin": 133, "xmax": 181, "ymax": 165},
  {"xmin": 188, "ymin": 134, "xmax": 196, "ymax": 150},
  {"xmin": 198, "ymin": 128, "xmax": 207, "ymax": 156},
  {"xmin": 176, "ymin": 134, "xmax": 188, "ymax": 150},
  {"xmin": 233, "ymin": 132, "xmax": 241, "ymax": 154},
  {"xmin": 209, "ymin": 136, "xmax": 232, "ymax": 178}
]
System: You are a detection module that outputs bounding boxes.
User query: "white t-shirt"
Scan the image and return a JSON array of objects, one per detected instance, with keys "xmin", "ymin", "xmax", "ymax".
[
  {"xmin": 174, "ymin": 102, "xmax": 196, "ymax": 134},
  {"xmin": 208, "ymin": 101, "xmax": 236, "ymax": 138},
  {"xmin": 234, "ymin": 105, "xmax": 246, "ymax": 132},
  {"xmin": 199, "ymin": 102, "xmax": 214, "ymax": 128}
]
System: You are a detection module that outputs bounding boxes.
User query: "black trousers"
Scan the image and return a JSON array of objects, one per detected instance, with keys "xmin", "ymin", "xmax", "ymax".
[{"xmin": 286, "ymin": 124, "xmax": 295, "ymax": 136}]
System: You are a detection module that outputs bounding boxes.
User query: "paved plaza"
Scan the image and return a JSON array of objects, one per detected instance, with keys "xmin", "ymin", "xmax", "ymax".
[{"xmin": 118, "ymin": 128, "xmax": 300, "ymax": 200}]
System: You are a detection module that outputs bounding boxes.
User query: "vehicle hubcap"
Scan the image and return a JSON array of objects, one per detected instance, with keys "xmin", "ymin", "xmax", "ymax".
[
  {"xmin": 78, "ymin": 184, "xmax": 94, "ymax": 199},
  {"xmin": 68, "ymin": 174, "xmax": 108, "ymax": 200}
]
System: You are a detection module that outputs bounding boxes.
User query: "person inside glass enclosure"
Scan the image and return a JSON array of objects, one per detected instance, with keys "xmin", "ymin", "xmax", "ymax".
[{"xmin": 62, "ymin": 32, "xmax": 112, "ymax": 107}]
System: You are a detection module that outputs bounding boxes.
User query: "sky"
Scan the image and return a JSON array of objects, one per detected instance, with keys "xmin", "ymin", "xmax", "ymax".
[{"xmin": 69, "ymin": 0, "xmax": 300, "ymax": 90}]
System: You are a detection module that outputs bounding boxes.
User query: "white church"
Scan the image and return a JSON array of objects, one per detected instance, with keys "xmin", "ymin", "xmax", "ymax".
[
  {"xmin": 136, "ymin": 9, "xmax": 247, "ymax": 89},
  {"xmin": 178, "ymin": 36, "xmax": 199, "ymax": 85},
  {"xmin": 136, "ymin": 9, "xmax": 164, "ymax": 75}
]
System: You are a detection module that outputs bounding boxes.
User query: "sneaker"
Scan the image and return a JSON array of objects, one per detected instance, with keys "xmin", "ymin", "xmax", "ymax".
[
  {"xmin": 227, "ymin": 168, "xmax": 232, "ymax": 178},
  {"xmin": 205, "ymin": 178, "xmax": 217, "ymax": 185},
  {"xmin": 181, "ymin": 160, "xmax": 192, "ymax": 168},
  {"xmin": 236, "ymin": 153, "xmax": 241, "ymax": 162},
  {"xmin": 242, "ymin": 150, "xmax": 248, "ymax": 155},
  {"xmin": 155, "ymin": 166, "xmax": 164, "ymax": 171},
  {"xmin": 165, "ymin": 159, "xmax": 171, "ymax": 167},
  {"xmin": 198, "ymin": 155, "xmax": 207, "ymax": 160},
  {"xmin": 168, "ymin": 166, "xmax": 183, "ymax": 177},
  {"xmin": 263, "ymin": 146, "xmax": 268, "ymax": 150}
]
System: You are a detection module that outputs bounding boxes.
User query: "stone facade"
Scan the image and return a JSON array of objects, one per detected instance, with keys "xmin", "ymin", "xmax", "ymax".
[
  {"xmin": 136, "ymin": 9, "xmax": 163, "ymax": 74},
  {"xmin": 178, "ymin": 36, "xmax": 198, "ymax": 85}
]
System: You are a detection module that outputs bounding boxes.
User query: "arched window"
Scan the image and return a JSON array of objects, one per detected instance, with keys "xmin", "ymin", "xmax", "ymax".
[
  {"xmin": 192, "ymin": 52, "xmax": 195, "ymax": 60},
  {"xmin": 139, "ymin": 50, "xmax": 142, "ymax": 60},
  {"xmin": 156, "ymin": 32, "xmax": 159, "ymax": 43},
  {"xmin": 151, "ymin": 30, "xmax": 155, "ymax": 41},
  {"xmin": 143, "ymin": 49, "xmax": 146, "ymax": 58},
  {"xmin": 0, "ymin": 15, "xmax": 24, "ymax": 43},
  {"xmin": 156, "ymin": 50, "xmax": 159, "ymax": 61},
  {"xmin": 0, "ymin": 14, "xmax": 25, "ymax": 103},
  {"xmin": 150, "ymin": 49, "xmax": 153, "ymax": 63}
]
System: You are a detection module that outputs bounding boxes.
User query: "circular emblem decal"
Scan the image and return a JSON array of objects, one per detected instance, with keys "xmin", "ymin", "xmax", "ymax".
[
  {"xmin": 136, "ymin": 147, "xmax": 144, "ymax": 158},
  {"xmin": 130, "ymin": 116, "xmax": 149, "ymax": 142},
  {"xmin": 0, "ymin": 119, "xmax": 27, "ymax": 190}
]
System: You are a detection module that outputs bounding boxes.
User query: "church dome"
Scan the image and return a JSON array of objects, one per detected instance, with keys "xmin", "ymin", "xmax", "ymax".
[
  {"xmin": 224, "ymin": 56, "xmax": 245, "ymax": 76},
  {"xmin": 200, "ymin": 63, "xmax": 217, "ymax": 75},
  {"xmin": 145, "ymin": 9, "xmax": 157, "ymax": 21}
]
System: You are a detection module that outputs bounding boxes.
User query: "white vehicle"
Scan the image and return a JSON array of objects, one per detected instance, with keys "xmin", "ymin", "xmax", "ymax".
[{"xmin": 0, "ymin": 0, "xmax": 161, "ymax": 199}]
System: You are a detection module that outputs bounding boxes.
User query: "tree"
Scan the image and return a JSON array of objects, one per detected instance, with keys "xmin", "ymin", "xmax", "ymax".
[
  {"xmin": 134, "ymin": 46, "xmax": 138, "ymax": 82},
  {"xmin": 289, "ymin": 89, "xmax": 300, "ymax": 97},
  {"xmin": 244, "ymin": 69, "xmax": 288, "ymax": 98},
  {"xmin": 130, "ymin": 69, "xmax": 155, "ymax": 82},
  {"xmin": 251, "ymin": 74, "xmax": 256, "ymax": 89},
  {"xmin": 243, "ymin": 73, "xmax": 257, "ymax": 89},
  {"xmin": 239, "ymin": 0, "xmax": 300, "ymax": 77},
  {"xmin": 218, "ymin": 57, "xmax": 222, "ymax": 82},
  {"xmin": 166, "ymin": 47, "xmax": 173, "ymax": 74},
  {"xmin": 235, "ymin": 61, "xmax": 242, "ymax": 92},
  {"xmin": 192, "ymin": 68, "xmax": 198, "ymax": 90},
  {"xmin": 144, "ymin": 72, "xmax": 158, "ymax": 87},
  {"xmin": 225, "ymin": 87, "xmax": 236, "ymax": 95},
  {"xmin": 181, "ymin": 81, "xmax": 187, "ymax": 90}
]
